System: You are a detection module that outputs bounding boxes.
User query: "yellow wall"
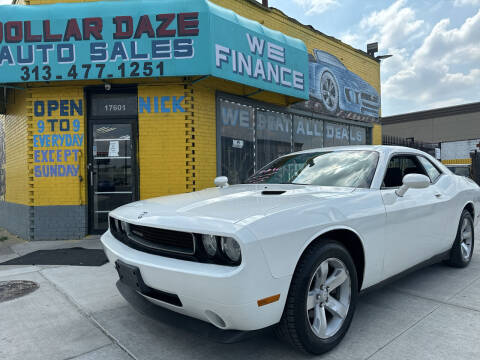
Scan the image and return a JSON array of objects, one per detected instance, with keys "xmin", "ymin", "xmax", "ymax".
[
  {"xmin": 0, "ymin": 116, "xmax": 5, "ymax": 201},
  {"xmin": 137, "ymin": 85, "xmax": 191, "ymax": 198},
  {"xmin": 192, "ymin": 85, "xmax": 217, "ymax": 190},
  {"xmin": 372, "ymin": 124, "xmax": 382, "ymax": 145},
  {"xmin": 30, "ymin": 87, "xmax": 86, "ymax": 206},
  {"xmin": 5, "ymin": 89, "xmax": 30, "ymax": 205}
]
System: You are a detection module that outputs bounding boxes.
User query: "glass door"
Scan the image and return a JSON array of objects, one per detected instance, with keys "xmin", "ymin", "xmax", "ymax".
[{"xmin": 88, "ymin": 122, "xmax": 137, "ymax": 233}]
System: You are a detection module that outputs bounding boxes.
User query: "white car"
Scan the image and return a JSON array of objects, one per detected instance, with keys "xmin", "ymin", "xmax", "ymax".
[{"xmin": 101, "ymin": 146, "xmax": 479, "ymax": 354}]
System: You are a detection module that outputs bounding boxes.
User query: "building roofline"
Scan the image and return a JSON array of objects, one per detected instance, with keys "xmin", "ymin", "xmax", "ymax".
[
  {"xmin": 381, "ymin": 101, "xmax": 480, "ymax": 125},
  {"xmin": 242, "ymin": 0, "xmax": 379, "ymax": 63}
]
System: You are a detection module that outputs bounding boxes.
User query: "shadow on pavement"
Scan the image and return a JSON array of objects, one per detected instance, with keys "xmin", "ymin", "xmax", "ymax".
[{"xmin": 0, "ymin": 247, "xmax": 108, "ymax": 267}]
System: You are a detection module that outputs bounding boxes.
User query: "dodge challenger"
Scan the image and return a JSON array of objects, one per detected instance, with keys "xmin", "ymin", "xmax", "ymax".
[{"xmin": 101, "ymin": 146, "xmax": 479, "ymax": 354}]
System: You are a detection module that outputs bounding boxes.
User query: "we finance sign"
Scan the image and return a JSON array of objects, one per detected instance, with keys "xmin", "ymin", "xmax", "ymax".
[{"xmin": 0, "ymin": 0, "xmax": 308, "ymax": 100}]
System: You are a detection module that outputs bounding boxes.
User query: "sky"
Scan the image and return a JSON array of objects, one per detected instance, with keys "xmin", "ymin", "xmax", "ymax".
[
  {"xmin": 1, "ymin": 0, "xmax": 479, "ymax": 116},
  {"xmin": 267, "ymin": 0, "xmax": 480, "ymax": 116}
]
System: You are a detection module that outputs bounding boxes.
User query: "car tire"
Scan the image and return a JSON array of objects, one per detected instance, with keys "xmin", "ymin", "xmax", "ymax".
[
  {"xmin": 319, "ymin": 71, "xmax": 339, "ymax": 113},
  {"xmin": 445, "ymin": 209, "xmax": 475, "ymax": 268},
  {"xmin": 275, "ymin": 240, "xmax": 358, "ymax": 355}
]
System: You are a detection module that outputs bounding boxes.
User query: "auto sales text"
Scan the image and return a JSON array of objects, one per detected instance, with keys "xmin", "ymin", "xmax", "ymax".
[{"xmin": 0, "ymin": 13, "xmax": 199, "ymax": 66}]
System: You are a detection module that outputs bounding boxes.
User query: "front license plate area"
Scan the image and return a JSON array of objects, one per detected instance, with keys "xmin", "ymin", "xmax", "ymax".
[{"xmin": 115, "ymin": 260, "xmax": 146, "ymax": 292}]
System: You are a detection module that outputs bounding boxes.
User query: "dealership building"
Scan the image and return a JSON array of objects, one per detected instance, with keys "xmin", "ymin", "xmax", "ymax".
[
  {"xmin": 382, "ymin": 102, "xmax": 480, "ymax": 165},
  {"xmin": 0, "ymin": 0, "xmax": 381, "ymax": 240}
]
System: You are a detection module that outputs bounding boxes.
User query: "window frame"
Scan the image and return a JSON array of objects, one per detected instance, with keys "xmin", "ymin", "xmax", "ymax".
[
  {"xmin": 416, "ymin": 155, "xmax": 444, "ymax": 184},
  {"xmin": 380, "ymin": 153, "xmax": 430, "ymax": 190}
]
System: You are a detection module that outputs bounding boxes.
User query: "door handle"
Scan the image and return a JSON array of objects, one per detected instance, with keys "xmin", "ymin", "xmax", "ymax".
[
  {"xmin": 90, "ymin": 171, "xmax": 94, "ymax": 186},
  {"xmin": 435, "ymin": 193, "xmax": 442, "ymax": 198}
]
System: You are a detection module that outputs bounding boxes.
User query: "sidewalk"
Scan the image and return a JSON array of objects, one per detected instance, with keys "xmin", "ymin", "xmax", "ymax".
[{"xmin": 1, "ymin": 232, "xmax": 480, "ymax": 360}]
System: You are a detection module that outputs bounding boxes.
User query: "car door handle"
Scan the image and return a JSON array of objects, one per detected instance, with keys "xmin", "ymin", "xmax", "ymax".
[{"xmin": 435, "ymin": 193, "xmax": 442, "ymax": 198}]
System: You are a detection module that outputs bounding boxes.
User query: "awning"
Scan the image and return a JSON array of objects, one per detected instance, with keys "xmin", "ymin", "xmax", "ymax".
[{"xmin": 0, "ymin": 0, "xmax": 309, "ymax": 100}]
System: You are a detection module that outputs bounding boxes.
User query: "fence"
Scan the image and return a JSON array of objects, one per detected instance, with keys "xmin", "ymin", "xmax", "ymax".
[
  {"xmin": 382, "ymin": 135, "xmax": 440, "ymax": 157},
  {"xmin": 471, "ymin": 151, "xmax": 480, "ymax": 185}
]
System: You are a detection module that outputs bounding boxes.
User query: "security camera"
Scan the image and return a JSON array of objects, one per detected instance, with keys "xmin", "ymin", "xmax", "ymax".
[{"xmin": 105, "ymin": 83, "xmax": 111, "ymax": 91}]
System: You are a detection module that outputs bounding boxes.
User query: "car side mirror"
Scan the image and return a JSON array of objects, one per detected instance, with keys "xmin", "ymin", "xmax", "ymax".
[
  {"xmin": 395, "ymin": 173, "xmax": 430, "ymax": 197},
  {"xmin": 214, "ymin": 176, "xmax": 229, "ymax": 188}
]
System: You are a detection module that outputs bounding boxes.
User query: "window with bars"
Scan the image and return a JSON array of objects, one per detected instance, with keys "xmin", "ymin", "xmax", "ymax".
[{"xmin": 217, "ymin": 97, "xmax": 370, "ymax": 184}]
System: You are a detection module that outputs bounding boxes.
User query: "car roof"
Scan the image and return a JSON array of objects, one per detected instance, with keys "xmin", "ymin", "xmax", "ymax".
[{"xmin": 290, "ymin": 145, "xmax": 428, "ymax": 157}]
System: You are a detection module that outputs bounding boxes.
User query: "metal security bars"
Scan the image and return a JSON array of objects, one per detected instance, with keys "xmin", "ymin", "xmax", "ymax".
[
  {"xmin": 217, "ymin": 95, "xmax": 372, "ymax": 184},
  {"xmin": 383, "ymin": 135, "xmax": 440, "ymax": 158}
]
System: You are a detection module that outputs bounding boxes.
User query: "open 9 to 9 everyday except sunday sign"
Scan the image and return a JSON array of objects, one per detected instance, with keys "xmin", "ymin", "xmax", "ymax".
[{"xmin": 0, "ymin": 0, "xmax": 309, "ymax": 100}]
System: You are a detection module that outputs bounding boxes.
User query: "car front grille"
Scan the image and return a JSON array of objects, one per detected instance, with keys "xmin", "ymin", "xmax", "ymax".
[{"xmin": 109, "ymin": 217, "xmax": 195, "ymax": 256}]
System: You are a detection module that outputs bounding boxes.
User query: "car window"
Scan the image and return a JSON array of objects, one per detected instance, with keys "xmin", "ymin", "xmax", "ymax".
[
  {"xmin": 447, "ymin": 166, "xmax": 471, "ymax": 177},
  {"xmin": 245, "ymin": 150, "xmax": 379, "ymax": 188},
  {"xmin": 417, "ymin": 156, "xmax": 441, "ymax": 183},
  {"xmin": 382, "ymin": 155, "xmax": 428, "ymax": 188}
]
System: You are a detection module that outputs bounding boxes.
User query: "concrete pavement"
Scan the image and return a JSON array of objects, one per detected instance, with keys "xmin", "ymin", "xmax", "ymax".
[{"xmin": 1, "ymin": 235, "xmax": 480, "ymax": 359}]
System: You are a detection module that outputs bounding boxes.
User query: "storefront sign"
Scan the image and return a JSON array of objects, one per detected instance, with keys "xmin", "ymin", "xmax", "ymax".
[
  {"xmin": 0, "ymin": 0, "xmax": 309, "ymax": 100},
  {"xmin": 32, "ymin": 99, "xmax": 84, "ymax": 178},
  {"xmin": 218, "ymin": 99, "xmax": 367, "ymax": 148},
  {"xmin": 139, "ymin": 96, "xmax": 185, "ymax": 113}
]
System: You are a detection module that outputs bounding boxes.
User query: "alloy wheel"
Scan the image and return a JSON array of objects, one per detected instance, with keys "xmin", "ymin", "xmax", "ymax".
[
  {"xmin": 460, "ymin": 217, "xmax": 473, "ymax": 261},
  {"xmin": 320, "ymin": 72, "xmax": 338, "ymax": 112},
  {"xmin": 306, "ymin": 258, "xmax": 351, "ymax": 339}
]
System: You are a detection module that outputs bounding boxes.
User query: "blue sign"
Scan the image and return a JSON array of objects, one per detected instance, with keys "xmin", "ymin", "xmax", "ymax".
[{"xmin": 0, "ymin": 0, "xmax": 309, "ymax": 99}]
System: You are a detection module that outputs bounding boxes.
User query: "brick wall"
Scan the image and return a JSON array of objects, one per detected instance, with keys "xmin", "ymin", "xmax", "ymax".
[
  {"xmin": 137, "ymin": 85, "xmax": 190, "ymax": 199},
  {"xmin": 29, "ymin": 87, "xmax": 86, "ymax": 207},
  {"xmin": 372, "ymin": 124, "xmax": 382, "ymax": 145},
  {"xmin": 5, "ymin": 89, "xmax": 30, "ymax": 206},
  {"xmin": 192, "ymin": 85, "xmax": 217, "ymax": 190}
]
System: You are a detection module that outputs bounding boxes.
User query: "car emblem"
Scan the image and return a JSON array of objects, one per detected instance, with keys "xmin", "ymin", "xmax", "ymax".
[{"xmin": 137, "ymin": 211, "xmax": 148, "ymax": 219}]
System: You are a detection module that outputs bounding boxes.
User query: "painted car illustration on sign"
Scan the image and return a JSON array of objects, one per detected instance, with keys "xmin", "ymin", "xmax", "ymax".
[{"xmin": 309, "ymin": 50, "xmax": 380, "ymax": 118}]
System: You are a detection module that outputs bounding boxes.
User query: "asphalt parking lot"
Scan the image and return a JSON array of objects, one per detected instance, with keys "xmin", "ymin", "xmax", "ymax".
[{"xmin": 1, "ymin": 231, "xmax": 480, "ymax": 360}]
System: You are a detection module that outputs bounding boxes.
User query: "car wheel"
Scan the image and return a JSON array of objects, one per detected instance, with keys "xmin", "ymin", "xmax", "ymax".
[
  {"xmin": 446, "ymin": 209, "xmax": 475, "ymax": 268},
  {"xmin": 275, "ymin": 240, "xmax": 358, "ymax": 354},
  {"xmin": 320, "ymin": 71, "xmax": 339, "ymax": 113}
]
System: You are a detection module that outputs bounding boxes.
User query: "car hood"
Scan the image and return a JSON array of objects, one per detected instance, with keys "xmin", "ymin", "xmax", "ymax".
[{"xmin": 111, "ymin": 184, "xmax": 355, "ymax": 225}]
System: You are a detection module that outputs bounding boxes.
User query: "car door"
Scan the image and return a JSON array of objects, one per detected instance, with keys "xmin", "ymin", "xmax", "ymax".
[
  {"xmin": 380, "ymin": 154, "xmax": 448, "ymax": 278},
  {"xmin": 416, "ymin": 155, "xmax": 454, "ymax": 252}
]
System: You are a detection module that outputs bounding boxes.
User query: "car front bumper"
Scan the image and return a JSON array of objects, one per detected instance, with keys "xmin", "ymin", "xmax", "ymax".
[{"xmin": 101, "ymin": 231, "xmax": 291, "ymax": 331}]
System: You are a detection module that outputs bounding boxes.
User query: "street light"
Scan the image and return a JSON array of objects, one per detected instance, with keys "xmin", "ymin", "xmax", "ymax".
[{"xmin": 367, "ymin": 42, "xmax": 393, "ymax": 61}]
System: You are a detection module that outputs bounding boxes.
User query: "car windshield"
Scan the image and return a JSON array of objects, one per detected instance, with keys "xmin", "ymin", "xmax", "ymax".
[
  {"xmin": 314, "ymin": 50, "xmax": 346, "ymax": 69},
  {"xmin": 245, "ymin": 150, "xmax": 379, "ymax": 188}
]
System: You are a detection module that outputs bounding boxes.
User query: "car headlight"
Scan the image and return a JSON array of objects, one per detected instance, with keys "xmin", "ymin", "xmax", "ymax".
[
  {"xmin": 220, "ymin": 237, "xmax": 241, "ymax": 263},
  {"xmin": 201, "ymin": 234, "xmax": 218, "ymax": 257}
]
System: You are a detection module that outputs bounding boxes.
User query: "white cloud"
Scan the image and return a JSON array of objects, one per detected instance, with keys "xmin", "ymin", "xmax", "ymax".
[
  {"xmin": 360, "ymin": 0, "xmax": 424, "ymax": 49},
  {"xmin": 454, "ymin": 0, "xmax": 480, "ymax": 6},
  {"xmin": 383, "ymin": 9, "xmax": 480, "ymax": 110},
  {"xmin": 0, "ymin": 0, "xmax": 13, "ymax": 4},
  {"xmin": 339, "ymin": 31, "xmax": 362, "ymax": 49},
  {"xmin": 348, "ymin": 0, "xmax": 480, "ymax": 115},
  {"xmin": 293, "ymin": 0, "xmax": 339, "ymax": 15}
]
